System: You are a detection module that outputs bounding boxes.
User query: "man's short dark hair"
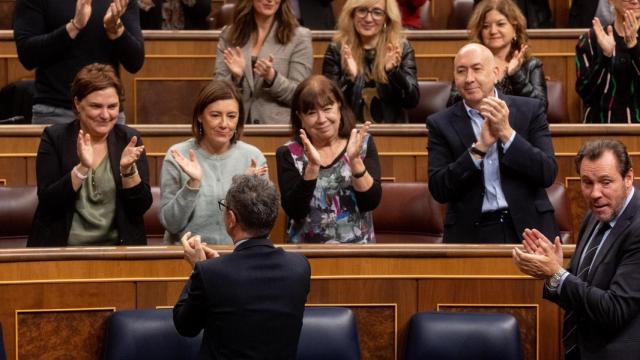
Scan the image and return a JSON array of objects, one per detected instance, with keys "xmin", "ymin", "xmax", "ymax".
[
  {"xmin": 574, "ymin": 139, "xmax": 632, "ymax": 177},
  {"xmin": 225, "ymin": 175, "xmax": 280, "ymax": 237}
]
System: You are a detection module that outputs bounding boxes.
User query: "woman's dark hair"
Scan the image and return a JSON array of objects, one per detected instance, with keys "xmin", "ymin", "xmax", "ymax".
[
  {"xmin": 224, "ymin": 0, "xmax": 299, "ymax": 47},
  {"xmin": 70, "ymin": 63, "xmax": 124, "ymax": 114},
  {"xmin": 289, "ymin": 75, "xmax": 356, "ymax": 144},
  {"xmin": 191, "ymin": 79, "xmax": 245, "ymax": 144}
]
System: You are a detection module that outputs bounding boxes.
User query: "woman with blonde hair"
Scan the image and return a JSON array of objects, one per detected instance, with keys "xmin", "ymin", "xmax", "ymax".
[
  {"xmin": 215, "ymin": 0, "xmax": 313, "ymax": 124},
  {"xmin": 322, "ymin": 0, "xmax": 419, "ymax": 123},
  {"xmin": 450, "ymin": 0, "xmax": 547, "ymax": 109}
]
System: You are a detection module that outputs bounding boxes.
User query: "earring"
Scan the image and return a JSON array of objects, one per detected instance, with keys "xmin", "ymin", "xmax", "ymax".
[{"xmin": 198, "ymin": 122, "xmax": 204, "ymax": 137}]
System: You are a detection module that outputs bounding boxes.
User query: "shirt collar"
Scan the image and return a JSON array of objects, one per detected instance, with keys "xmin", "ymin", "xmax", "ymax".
[{"xmin": 608, "ymin": 187, "xmax": 635, "ymax": 228}]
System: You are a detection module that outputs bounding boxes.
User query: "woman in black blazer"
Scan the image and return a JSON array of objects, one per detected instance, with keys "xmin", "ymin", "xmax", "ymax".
[{"xmin": 28, "ymin": 63, "xmax": 152, "ymax": 247}]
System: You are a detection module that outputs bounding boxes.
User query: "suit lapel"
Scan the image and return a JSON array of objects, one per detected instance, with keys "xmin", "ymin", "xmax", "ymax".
[
  {"xmin": 450, "ymin": 102, "xmax": 477, "ymax": 150},
  {"xmin": 571, "ymin": 215, "xmax": 598, "ymax": 273},
  {"xmin": 588, "ymin": 189, "xmax": 640, "ymax": 280}
]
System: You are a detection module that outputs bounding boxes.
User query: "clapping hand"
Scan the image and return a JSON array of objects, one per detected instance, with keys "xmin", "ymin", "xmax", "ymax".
[
  {"xmin": 254, "ymin": 54, "xmax": 276, "ymax": 83},
  {"xmin": 244, "ymin": 158, "xmax": 269, "ymax": 176},
  {"xmin": 384, "ymin": 43, "xmax": 401, "ymax": 72},
  {"xmin": 299, "ymin": 129, "xmax": 322, "ymax": 167},
  {"xmin": 104, "ymin": 0, "xmax": 128, "ymax": 39},
  {"xmin": 622, "ymin": 10, "xmax": 639, "ymax": 48},
  {"xmin": 507, "ymin": 44, "xmax": 528, "ymax": 76},
  {"xmin": 346, "ymin": 121, "xmax": 371, "ymax": 161},
  {"xmin": 223, "ymin": 47, "xmax": 246, "ymax": 80},
  {"xmin": 522, "ymin": 228, "xmax": 563, "ymax": 265},
  {"xmin": 171, "ymin": 148, "xmax": 202, "ymax": 188},
  {"xmin": 479, "ymin": 97, "xmax": 512, "ymax": 143},
  {"xmin": 593, "ymin": 17, "xmax": 616, "ymax": 57},
  {"xmin": 120, "ymin": 136, "xmax": 144, "ymax": 173},
  {"xmin": 73, "ymin": 0, "xmax": 92, "ymax": 29},
  {"xmin": 512, "ymin": 229, "xmax": 563, "ymax": 279},
  {"xmin": 77, "ymin": 129, "xmax": 94, "ymax": 168},
  {"xmin": 180, "ymin": 231, "xmax": 219, "ymax": 268},
  {"xmin": 341, "ymin": 44, "xmax": 358, "ymax": 81}
]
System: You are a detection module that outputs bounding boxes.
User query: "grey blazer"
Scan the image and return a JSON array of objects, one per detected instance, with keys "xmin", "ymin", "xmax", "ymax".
[{"xmin": 215, "ymin": 24, "xmax": 313, "ymax": 124}]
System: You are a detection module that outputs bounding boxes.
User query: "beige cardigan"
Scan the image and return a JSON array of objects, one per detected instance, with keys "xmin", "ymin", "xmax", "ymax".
[{"xmin": 215, "ymin": 24, "xmax": 313, "ymax": 124}]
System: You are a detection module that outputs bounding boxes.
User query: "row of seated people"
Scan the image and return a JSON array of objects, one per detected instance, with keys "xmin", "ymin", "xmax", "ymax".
[
  {"xmin": 11, "ymin": 0, "xmax": 634, "ymax": 126},
  {"xmin": 101, "ymin": 307, "xmax": 523, "ymax": 360},
  {"xmin": 0, "ymin": 62, "xmax": 575, "ymax": 247}
]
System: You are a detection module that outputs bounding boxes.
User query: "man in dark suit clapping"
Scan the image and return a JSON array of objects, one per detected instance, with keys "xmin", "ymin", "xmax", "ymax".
[
  {"xmin": 514, "ymin": 139, "xmax": 640, "ymax": 360},
  {"xmin": 427, "ymin": 43, "xmax": 559, "ymax": 243},
  {"xmin": 173, "ymin": 174, "xmax": 311, "ymax": 359}
]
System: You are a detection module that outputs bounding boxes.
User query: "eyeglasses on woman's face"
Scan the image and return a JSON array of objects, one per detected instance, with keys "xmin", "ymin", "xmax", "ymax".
[{"xmin": 353, "ymin": 6, "xmax": 386, "ymax": 21}]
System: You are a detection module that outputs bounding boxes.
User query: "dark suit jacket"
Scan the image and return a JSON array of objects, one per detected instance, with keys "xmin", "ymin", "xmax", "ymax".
[
  {"xmin": 28, "ymin": 121, "xmax": 152, "ymax": 247},
  {"xmin": 543, "ymin": 189, "xmax": 640, "ymax": 359},
  {"xmin": 426, "ymin": 94, "xmax": 558, "ymax": 243},
  {"xmin": 173, "ymin": 238, "xmax": 311, "ymax": 360},
  {"xmin": 299, "ymin": 0, "xmax": 335, "ymax": 30}
]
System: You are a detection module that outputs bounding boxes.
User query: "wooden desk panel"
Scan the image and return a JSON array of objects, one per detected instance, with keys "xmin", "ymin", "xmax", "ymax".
[{"xmin": 0, "ymin": 245, "xmax": 572, "ymax": 359}]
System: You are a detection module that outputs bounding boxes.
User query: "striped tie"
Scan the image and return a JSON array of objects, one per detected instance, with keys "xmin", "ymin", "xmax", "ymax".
[{"xmin": 563, "ymin": 221, "xmax": 611, "ymax": 358}]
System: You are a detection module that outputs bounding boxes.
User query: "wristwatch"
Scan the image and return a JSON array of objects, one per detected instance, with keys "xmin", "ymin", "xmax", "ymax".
[
  {"xmin": 548, "ymin": 268, "xmax": 567, "ymax": 288},
  {"xmin": 469, "ymin": 143, "xmax": 487, "ymax": 158}
]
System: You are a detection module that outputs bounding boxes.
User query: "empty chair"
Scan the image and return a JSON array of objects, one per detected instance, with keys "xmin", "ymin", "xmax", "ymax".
[
  {"xmin": 373, "ymin": 182, "xmax": 445, "ymax": 243},
  {"xmin": 546, "ymin": 183, "xmax": 574, "ymax": 244},
  {"xmin": 405, "ymin": 311, "xmax": 523, "ymax": 360},
  {"xmin": 143, "ymin": 187, "xmax": 165, "ymax": 245},
  {"xmin": 215, "ymin": 3, "xmax": 235, "ymax": 29},
  {"xmin": 448, "ymin": 0, "xmax": 475, "ymax": 29},
  {"xmin": 406, "ymin": 81, "xmax": 452, "ymax": 123},
  {"xmin": 0, "ymin": 186, "xmax": 37, "ymax": 248},
  {"xmin": 102, "ymin": 309, "xmax": 202, "ymax": 360},
  {"xmin": 546, "ymin": 79, "xmax": 568, "ymax": 123},
  {"xmin": 296, "ymin": 307, "xmax": 360, "ymax": 360}
]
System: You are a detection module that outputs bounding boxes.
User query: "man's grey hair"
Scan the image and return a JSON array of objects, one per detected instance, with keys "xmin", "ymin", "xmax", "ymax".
[{"xmin": 225, "ymin": 175, "xmax": 280, "ymax": 237}]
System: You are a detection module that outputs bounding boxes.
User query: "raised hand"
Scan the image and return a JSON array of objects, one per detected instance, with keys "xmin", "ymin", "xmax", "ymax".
[
  {"xmin": 513, "ymin": 232, "xmax": 563, "ymax": 279},
  {"xmin": 120, "ymin": 136, "xmax": 144, "ymax": 173},
  {"xmin": 384, "ymin": 43, "xmax": 401, "ymax": 72},
  {"xmin": 507, "ymin": 44, "xmax": 528, "ymax": 76},
  {"xmin": 223, "ymin": 47, "xmax": 246, "ymax": 79},
  {"xmin": 346, "ymin": 121, "xmax": 370, "ymax": 161},
  {"xmin": 104, "ymin": 0, "xmax": 128, "ymax": 39},
  {"xmin": 341, "ymin": 44, "xmax": 358, "ymax": 80},
  {"xmin": 299, "ymin": 129, "xmax": 322, "ymax": 167},
  {"xmin": 593, "ymin": 17, "xmax": 616, "ymax": 57},
  {"xmin": 74, "ymin": 0, "xmax": 92, "ymax": 29},
  {"xmin": 180, "ymin": 231, "xmax": 219, "ymax": 268},
  {"xmin": 522, "ymin": 228, "xmax": 563, "ymax": 265},
  {"xmin": 77, "ymin": 129, "xmax": 93, "ymax": 168},
  {"xmin": 622, "ymin": 10, "xmax": 639, "ymax": 48},
  {"xmin": 244, "ymin": 158, "xmax": 269, "ymax": 176},
  {"xmin": 254, "ymin": 54, "xmax": 276, "ymax": 83},
  {"xmin": 171, "ymin": 148, "xmax": 203, "ymax": 188}
]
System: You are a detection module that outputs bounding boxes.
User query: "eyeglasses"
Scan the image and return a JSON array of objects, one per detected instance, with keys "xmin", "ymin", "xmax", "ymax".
[
  {"xmin": 218, "ymin": 199, "xmax": 228, "ymax": 211},
  {"xmin": 353, "ymin": 7, "xmax": 386, "ymax": 21}
]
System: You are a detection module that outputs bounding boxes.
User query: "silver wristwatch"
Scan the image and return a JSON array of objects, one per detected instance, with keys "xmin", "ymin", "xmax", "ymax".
[{"xmin": 548, "ymin": 268, "xmax": 567, "ymax": 288}]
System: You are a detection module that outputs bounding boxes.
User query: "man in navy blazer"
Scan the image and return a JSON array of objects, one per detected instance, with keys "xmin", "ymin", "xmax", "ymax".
[
  {"xmin": 173, "ymin": 175, "xmax": 311, "ymax": 359},
  {"xmin": 514, "ymin": 139, "xmax": 640, "ymax": 360},
  {"xmin": 427, "ymin": 43, "xmax": 558, "ymax": 243}
]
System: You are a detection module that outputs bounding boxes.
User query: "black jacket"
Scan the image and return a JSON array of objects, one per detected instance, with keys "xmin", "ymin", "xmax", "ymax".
[
  {"xmin": 449, "ymin": 56, "xmax": 548, "ymax": 111},
  {"xmin": 174, "ymin": 237, "xmax": 311, "ymax": 359},
  {"xmin": 322, "ymin": 40, "xmax": 420, "ymax": 123},
  {"xmin": 28, "ymin": 121, "xmax": 152, "ymax": 247},
  {"xmin": 568, "ymin": 0, "xmax": 598, "ymax": 28},
  {"xmin": 299, "ymin": 0, "xmax": 335, "ymax": 30}
]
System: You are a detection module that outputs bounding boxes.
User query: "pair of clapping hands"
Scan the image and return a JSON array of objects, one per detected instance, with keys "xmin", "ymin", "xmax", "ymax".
[
  {"xmin": 170, "ymin": 149, "xmax": 268, "ymax": 189},
  {"xmin": 341, "ymin": 43, "xmax": 401, "ymax": 80},
  {"xmin": 474, "ymin": 97, "xmax": 514, "ymax": 152},
  {"xmin": 223, "ymin": 48, "xmax": 276, "ymax": 84},
  {"xmin": 71, "ymin": 0, "xmax": 128, "ymax": 39},
  {"xmin": 181, "ymin": 232, "xmax": 219, "ymax": 268},
  {"xmin": 298, "ymin": 121, "xmax": 371, "ymax": 168},
  {"xmin": 77, "ymin": 130, "xmax": 143, "ymax": 176},
  {"xmin": 512, "ymin": 229, "xmax": 563, "ymax": 279},
  {"xmin": 593, "ymin": 11, "xmax": 639, "ymax": 57}
]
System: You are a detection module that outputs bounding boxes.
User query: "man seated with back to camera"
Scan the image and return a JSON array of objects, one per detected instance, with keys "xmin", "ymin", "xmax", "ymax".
[
  {"xmin": 173, "ymin": 174, "xmax": 311, "ymax": 359},
  {"xmin": 427, "ymin": 43, "xmax": 559, "ymax": 243}
]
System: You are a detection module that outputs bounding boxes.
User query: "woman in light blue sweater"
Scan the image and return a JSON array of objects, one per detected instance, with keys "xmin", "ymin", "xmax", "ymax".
[{"xmin": 159, "ymin": 80, "xmax": 267, "ymax": 244}]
